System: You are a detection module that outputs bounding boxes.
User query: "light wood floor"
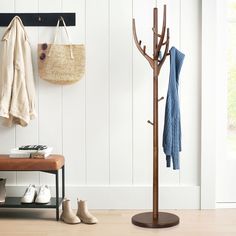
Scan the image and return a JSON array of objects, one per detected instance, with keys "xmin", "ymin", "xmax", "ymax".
[{"xmin": 0, "ymin": 209, "xmax": 236, "ymax": 236}]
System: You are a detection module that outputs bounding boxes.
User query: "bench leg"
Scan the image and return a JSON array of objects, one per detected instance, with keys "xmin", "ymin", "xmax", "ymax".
[
  {"xmin": 56, "ymin": 170, "xmax": 59, "ymax": 221},
  {"xmin": 62, "ymin": 165, "xmax": 65, "ymax": 199}
]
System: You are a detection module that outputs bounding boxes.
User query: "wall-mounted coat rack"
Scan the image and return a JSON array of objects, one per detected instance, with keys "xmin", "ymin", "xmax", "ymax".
[{"xmin": 0, "ymin": 13, "xmax": 75, "ymax": 27}]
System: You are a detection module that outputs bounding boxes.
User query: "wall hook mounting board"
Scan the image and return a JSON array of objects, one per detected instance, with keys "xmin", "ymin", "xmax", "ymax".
[{"xmin": 0, "ymin": 13, "xmax": 76, "ymax": 27}]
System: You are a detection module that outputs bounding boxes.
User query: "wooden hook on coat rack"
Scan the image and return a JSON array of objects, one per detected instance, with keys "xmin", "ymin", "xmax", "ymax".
[
  {"xmin": 132, "ymin": 6, "xmax": 170, "ymax": 76},
  {"xmin": 147, "ymin": 120, "xmax": 154, "ymax": 126}
]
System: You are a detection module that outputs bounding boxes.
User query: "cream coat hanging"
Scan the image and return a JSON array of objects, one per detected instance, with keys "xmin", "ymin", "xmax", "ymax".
[{"xmin": 0, "ymin": 16, "xmax": 36, "ymax": 127}]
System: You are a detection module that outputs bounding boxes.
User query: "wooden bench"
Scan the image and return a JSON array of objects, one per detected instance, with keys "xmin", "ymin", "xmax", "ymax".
[{"xmin": 0, "ymin": 154, "xmax": 65, "ymax": 221}]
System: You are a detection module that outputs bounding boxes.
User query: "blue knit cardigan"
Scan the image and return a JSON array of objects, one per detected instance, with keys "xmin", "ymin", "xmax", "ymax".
[{"xmin": 162, "ymin": 47, "xmax": 185, "ymax": 170}]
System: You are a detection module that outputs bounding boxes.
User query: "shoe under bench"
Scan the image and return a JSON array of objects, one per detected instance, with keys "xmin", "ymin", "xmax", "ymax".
[{"xmin": 0, "ymin": 154, "xmax": 65, "ymax": 221}]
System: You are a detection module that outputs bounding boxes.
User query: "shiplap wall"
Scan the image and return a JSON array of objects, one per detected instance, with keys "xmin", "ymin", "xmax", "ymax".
[{"xmin": 0, "ymin": 0, "xmax": 201, "ymax": 209}]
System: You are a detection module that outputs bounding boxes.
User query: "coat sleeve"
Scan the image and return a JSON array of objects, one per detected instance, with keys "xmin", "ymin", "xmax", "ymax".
[
  {"xmin": 23, "ymin": 40, "xmax": 37, "ymax": 119},
  {"xmin": 0, "ymin": 29, "xmax": 15, "ymax": 121},
  {"xmin": 13, "ymin": 22, "xmax": 37, "ymax": 124}
]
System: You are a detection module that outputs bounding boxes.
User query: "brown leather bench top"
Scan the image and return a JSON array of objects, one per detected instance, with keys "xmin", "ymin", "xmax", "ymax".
[{"xmin": 0, "ymin": 154, "xmax": 64, "ymax": 171}]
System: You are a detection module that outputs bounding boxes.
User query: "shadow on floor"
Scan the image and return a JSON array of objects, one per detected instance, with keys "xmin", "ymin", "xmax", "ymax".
[{"xmin": 0, "ymin": 208, "xmax": 57, "ymax": 221}]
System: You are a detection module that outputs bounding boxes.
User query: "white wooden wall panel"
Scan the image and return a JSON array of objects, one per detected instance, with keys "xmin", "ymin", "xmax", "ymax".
[
  {"xmin": 132, "ymin": 0, "xmax": 155, "ymax": 185},
  {"xmin": 0, "ymin": 0, "xmax": 201, "ymax": 208},
  {"xmin": 109, "ymin": 0, "xmax": 133, "ymax": 185},
  {"xmin": 85, "ymin": 0, "xmax": 109, "ymax": 184},
  {"xmin": 38, "ymin": 0, "xmax": 62, "ymax": 185},
  {"xmin": 14, "ymin": 0, "xmax": 40, "ymax": 186},
  {"xmin": 62, "ymin": 0, "xmax": 86, "ymax": 185},
  {"xmin": 201, "ymin": 0, "xmax": 217, "ymax": 209},
  {"xmin": 180, "ymin": 0, "xmax": 200, "ymax": 186},
  {"xmin": 0, "ymin": 0, "xmax": 16, "ymax": 185}
]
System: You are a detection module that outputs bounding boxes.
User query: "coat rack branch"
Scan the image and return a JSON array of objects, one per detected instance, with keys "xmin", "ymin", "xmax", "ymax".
[
  {"xmin": 0, "ymin": 13, "xmax": 75, "ymax": 27},
  {"xmin": 159, "ymin": 28, "xmax": 170, "ymax": 69},
  {"xmin": 156, "ymin": 6, "xmax": 166, "ymax": 55},
  {"xmin": 152, "ymin": 28, "xmax": 162, "ymax": 38},
  {"xmin": 131, "ymin": 5, "xmax": 180, "ymax": 229},
  {"xmin": 132, "ymin": 19, "xmax": 154, "ymax": 69}
]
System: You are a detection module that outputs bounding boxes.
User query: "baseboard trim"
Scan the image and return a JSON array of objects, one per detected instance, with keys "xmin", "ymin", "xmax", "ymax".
[
  {"xmin": 6, "ymin": 185, "xmax": 200, "ymax": 209},
  {"xmin": 216, "ymin": 202, "xmax": 236, "ymax": 208}
]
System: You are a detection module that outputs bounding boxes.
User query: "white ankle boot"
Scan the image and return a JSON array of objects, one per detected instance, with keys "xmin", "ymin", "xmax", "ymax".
[
  {"xmin": 76, "ymin": 199, "xmax": 98, "ymax": 224},
  {"xmin": 60, "ymin": 199, "xmax": 81, "ymax": 224}
]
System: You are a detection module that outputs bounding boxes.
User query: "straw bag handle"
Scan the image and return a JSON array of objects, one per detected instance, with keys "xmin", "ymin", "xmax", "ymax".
[{"xmin": 48, "ymin": 17, "xmax": 74, "ymax": 59}]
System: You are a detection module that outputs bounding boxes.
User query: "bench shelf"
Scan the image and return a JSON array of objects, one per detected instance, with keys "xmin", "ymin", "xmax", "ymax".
[
  {"xmin": 0, "ymin": 197, "xmax": 63, "ymax": 208},
  {"xmin": 0, "ymin": 155, "xmax": 65, "ymax": 221}
]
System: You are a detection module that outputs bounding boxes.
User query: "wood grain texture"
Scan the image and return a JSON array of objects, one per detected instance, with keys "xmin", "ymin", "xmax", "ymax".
[{"xmin": 0, "ymin": 209, "xmax": 235, "ymax": 235}]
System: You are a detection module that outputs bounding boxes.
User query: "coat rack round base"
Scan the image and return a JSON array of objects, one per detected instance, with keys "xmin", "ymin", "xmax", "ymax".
[{"xmin": 132, "ymin": 212, "xmax": 179, "ymax": 228}]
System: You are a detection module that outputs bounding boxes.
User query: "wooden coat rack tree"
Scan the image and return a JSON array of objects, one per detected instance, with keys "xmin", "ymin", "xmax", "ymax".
[{"xmin": 131, "ymin": 5, "xmax": 179, "ymax": 228}]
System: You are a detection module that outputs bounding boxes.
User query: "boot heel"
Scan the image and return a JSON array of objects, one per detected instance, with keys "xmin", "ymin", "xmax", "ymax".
[{"xmin": 77, "ymin": 199, "xmax": 98, "ymax": 224}]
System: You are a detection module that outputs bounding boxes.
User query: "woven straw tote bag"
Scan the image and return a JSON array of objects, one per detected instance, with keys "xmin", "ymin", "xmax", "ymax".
[{"xmin": 38, "ymin": 17, "xmax": 85, "ymax": 85}]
